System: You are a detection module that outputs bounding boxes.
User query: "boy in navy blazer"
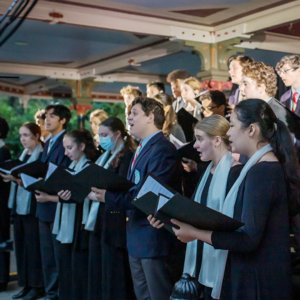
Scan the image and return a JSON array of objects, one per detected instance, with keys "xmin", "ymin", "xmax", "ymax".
[
  {"xmin": 35, "ymin": 104, "xmax": 71, "ymax": 300},
  {"xmin": 276, "ymin": 55, "xmax": 300, "ymax": 117},
  {"xmin": 92, "ymin": 97, "xmax": 184, "ymax": 300}
]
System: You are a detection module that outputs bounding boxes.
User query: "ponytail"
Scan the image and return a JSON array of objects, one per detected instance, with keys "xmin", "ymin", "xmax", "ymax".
[{"xmin": 235, "ymin": 99, "xmax": 300, "ymax": 215}]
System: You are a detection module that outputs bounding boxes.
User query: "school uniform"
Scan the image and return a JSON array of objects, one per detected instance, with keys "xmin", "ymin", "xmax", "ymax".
[
  {"xmin": 85, "ymin": 146, "xmax": 135, "ymax": 300},
  {"xmin": 53, "ymin": 155, "xmax": 91, "ymax": 300},
  {"xmin": 228, "ymin": 84, "xmax": 240, "ymax": 105},
  {"xmin": 0, "ymin": 143, "xmax": 11, "ymax": 288},
  {"xmin": 211, "ymin": 162, "xmax": 291, "ymax": 299},
  {"xmin": 39, "ymin": 130, "xmax": 71, "ymax": 300},
  {"xmin": 9, "ymin": 147, "xmax": 44, "ymax": 291},
  {"xmin": 173, "ymin": 97, "xmax": 188, "ymax": 112},
  {"xmin": 105, "ymin": 131, "xmax": 184, "ymax": 300}
]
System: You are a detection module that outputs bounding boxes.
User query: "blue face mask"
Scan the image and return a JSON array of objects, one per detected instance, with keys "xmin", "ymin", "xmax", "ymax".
[{"xmin": 99, "ymin": 133, "xmax": 117, "ymax": 151}]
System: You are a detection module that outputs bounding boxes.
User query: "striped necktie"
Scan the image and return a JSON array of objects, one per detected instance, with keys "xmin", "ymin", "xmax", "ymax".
[
  {"xmin": 131, "ymin": 143, "xmax": 142, "ymax": 169},
  {"xmin": 292, "ymin": 92, "xmax": 298, "ymax": 113}
]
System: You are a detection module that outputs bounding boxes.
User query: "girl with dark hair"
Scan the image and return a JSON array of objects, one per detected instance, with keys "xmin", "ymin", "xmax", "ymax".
[
  {"xmin": 0, "ymin": 122, "xmax": 45, "ymax": 299},
  {"xmin": 167, "ymin": 99, "xmax": 296, "ymax": 300},
  {"xmin": 42, "ymin": 129, "xmax": 98, "ymax": 300},
  {"xmin": 84, "ymin": 116, "xmax": 136, "ymax": 300}
]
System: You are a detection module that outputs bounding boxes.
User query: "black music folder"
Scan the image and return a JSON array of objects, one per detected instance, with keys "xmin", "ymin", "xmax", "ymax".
[
  {"xmin": 0, "ymin": 160, "xmax": 24, "ymax": 174},
  {"xmin": 133, "ymin": 174, "xmax": 243, "ymax": 233},
  {"xmin": 177, "ymin": 140, "xmax": 201, "ymax": 163},
  {"xmin": 74, "ymin": 163, "xmax": 135, "ymax": 192},
  {"xmin": 22, "ymin": 163, "xmax": 135, "ymax": 203},
  {"xmin": 11, "ymin": 160, "xmax": 48, "ymax": 178},
  {"xmin": 0, "ymin": 160, "xmax": 48, "ymax": 178},
  {"xmin": 176, "ymin": 108, "xmax": 198, "ymax": 142}
]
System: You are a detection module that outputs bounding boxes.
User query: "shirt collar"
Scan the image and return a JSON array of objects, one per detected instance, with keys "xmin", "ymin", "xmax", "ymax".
[
  {"xmin": 291, "ymin": 86, "xmax": 300, "ymax": 95},
  {"xmin": 267, "ymin": 97, "xmax": 273, "ymax": 103},
  {"xmin": 0, "ymin": 139, "xmax": 5, "ymax": 148},
  {"xmin": 50, "ymin": 129, "xmax": 65, "ymax": 144},
  {"xmin": 141, "ymin": 131, "xmax": 161, "ymax": 149}
]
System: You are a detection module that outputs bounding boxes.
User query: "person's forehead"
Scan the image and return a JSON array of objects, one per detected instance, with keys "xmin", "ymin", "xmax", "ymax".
[
  {"xmin": 282, "ymin": 63, "xmax": 292, "ymax": 70},
  {"xmin": 230, "ymin": 60, "xmax": 241, "ymax": 67}
]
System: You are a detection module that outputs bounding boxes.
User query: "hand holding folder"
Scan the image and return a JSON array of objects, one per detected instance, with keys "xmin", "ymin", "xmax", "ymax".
[{"xmin": 133, "ymin": 174, "xmax": 243, "ymax": 234}]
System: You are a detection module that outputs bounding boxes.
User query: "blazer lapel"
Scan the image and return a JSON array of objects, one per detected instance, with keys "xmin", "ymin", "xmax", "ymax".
[
  {"xmin": 128, "ymin": 132, "xmax": 164, "ymax": 180},
  {"xmin": 44, "ymin": 133, "xmax": 64, "ymax": 161}
]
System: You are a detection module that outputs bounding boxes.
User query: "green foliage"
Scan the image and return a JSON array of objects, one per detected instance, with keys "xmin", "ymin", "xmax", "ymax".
[{"xmin": 0, "ymin": 95, "xmax": 126, "ymax": 158}]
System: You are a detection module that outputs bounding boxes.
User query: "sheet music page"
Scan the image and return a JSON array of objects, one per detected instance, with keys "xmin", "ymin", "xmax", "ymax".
[
  {"xmin": 156, "ymin": 194, "xmax": 170, "ymax": 212},
  {"xmin": 169, "ymin": 134, "xmax": 184, "ymax": 149},
  {"xmin": 20, "ymin": 173, "xmax": 40, "ymax": 188},
  {"xmin": 137, "ymin": 175, "xmax": 174, "ymax": 199},
  {"xmin": 45, "ymin": 163, "xmax": 58, "ymax": 180}
]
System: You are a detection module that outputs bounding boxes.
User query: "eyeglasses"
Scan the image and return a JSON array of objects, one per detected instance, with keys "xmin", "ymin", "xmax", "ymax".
[
  {"xmin": 277, "ymin": 68, "xmax": 296, "ymax": 75},
  {"xmin": 201, "ymin": 105, "xmax": 219, "ymax": 112}
]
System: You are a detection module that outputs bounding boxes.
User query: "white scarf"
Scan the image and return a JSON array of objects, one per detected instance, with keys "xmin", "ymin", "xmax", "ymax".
[
  {"xmin": 211, "ymin": 144, "xmax": 272, "ymax": 299},
  {"xmin": 53, "ymin": 155, "xmax": 88, "ymax": 244},
  {"xmin": 184, "ymin": 151, "xmax": 234, "ymax": 282},
  {"xmin": 8, "ymin": 143, "xmax": 43, "ymax": 215},
  {"xmin": 84, "ymin": 142, "xmax": 124, "ymax": 231}
]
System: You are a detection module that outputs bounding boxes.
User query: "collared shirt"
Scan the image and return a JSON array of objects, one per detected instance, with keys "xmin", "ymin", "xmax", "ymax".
[
  {"xmin": 172, "ymin": 97, "xmax": 188, "ymax": 113},
  {"xmin": 267, "ymin": 97, "xmax": 272, "ymax": 103},
  {"xmin": 291, "ymin": 86, "xmax": 300, "ymax": 111},
  {"xmin": 48, "ymin": 130, "xmax": 65, "ymax": 153},
  {"xmin": 141, "ymin": 130, "xmax": 162, "ymax": 149},
  {"xmin": 0, "ymin": 139, "xmax": 5, "ymax": 148},
  {"xmin": 44, "ymin": 134, "xmax": 51, "ymax": 143}
]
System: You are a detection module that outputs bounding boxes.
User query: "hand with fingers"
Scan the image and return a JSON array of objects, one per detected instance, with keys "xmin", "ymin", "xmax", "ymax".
[
  {"xmin": 57, "ymin": 190, "xmax": 72, "ymax": 201},
  {"xmin": 147, "ymin": 215, "xmax": 164, "ymax": 229},
  {"xmin": 182, "ymin": 158, "xmax": 197, "ymax": 173}
]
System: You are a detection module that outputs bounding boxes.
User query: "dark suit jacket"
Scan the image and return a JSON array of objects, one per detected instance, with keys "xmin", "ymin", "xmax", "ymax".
[
  {"xmin": 280, "ymin": 89, "xmax": 300, "ymax": 117},
  {"xmin": 37, "ymin": 132, "xmax": 71, "ymax": 223},
  {"xmin": 228, "ymin": 84, "xmax": 239, "ymax": 105},
  {"xmin": 105, "ymin": 131, "xmax": 183, "ymax": 258},
  {"xmin": 269, "ymin": 97, "xmax": 300, "ymax": 140},
  {"xmin": 0, "ymin": 146, "xmax": 11, "ymax": 229}
]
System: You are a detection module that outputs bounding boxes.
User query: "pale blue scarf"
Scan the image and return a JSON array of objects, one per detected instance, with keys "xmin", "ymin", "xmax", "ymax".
[
  {"xmin": 8, "ymin": 143, "xmax": 43, "ymax": 215},
  {"xmin": 84, "ymin": 142, "xmax": 124, "ymax": 231},
  {"xmin": 53, "ymin": 155, "xmax": 88, "ymax": 244}
]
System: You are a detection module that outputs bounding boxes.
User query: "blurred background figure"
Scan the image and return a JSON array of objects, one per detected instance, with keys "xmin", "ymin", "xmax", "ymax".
[
  {"xmin": 89, "ymin": 109, "xmax": 109, "ymax": 146},
  {"xmin": 34, "ymin": 110, "xmax": 51, "ymax": 143}
]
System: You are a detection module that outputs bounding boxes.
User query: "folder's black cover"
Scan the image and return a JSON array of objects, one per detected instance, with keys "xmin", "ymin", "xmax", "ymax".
[
  {"xmin": 176, "ymin": 108, "xmax": 198, "ymax": 142},
  {"xmin": 177, "ymin": 141, "xmax": 201, "ymax": 163},
  {"xmin": 75, "ymin": 163, "xmax": 135, "ymax": 192},
  {"xmin": 11, "ymin": 161, "xmax": 48, "ymax": 178},
  {"xmin": 0, "ymin": 160, "xmax": 23, "ymax": 174},
  {"xmin": 133, "ymin": 192, "xmax": 243, "ymax": 233}
]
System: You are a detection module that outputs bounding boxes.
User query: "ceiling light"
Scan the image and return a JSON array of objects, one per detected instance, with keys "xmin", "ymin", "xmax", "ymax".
[{"xmin": 14, "ymin": 42, "xmax": 28, "ymax": 46}]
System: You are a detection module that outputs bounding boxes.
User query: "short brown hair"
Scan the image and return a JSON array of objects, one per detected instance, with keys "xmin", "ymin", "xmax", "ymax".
[
  {"xmin": 229, "ymin": 55, "xmax": 254, "ymax": 68},
  {"xmin": 275, "ymin": 54, "xmax": 300, "ymax": 71},
  {"xmin": 243, "ymin": 62, "xmax": 277, "ymax": 97},
  {"xmin": 166, "ymin": 69, "xmax": 191, "ymax": 83},
  {"xmin": 120, "ymin": 85, "xmax": 142, "ymax": 97},
  {"xmin": 182, "ymin": 77, "xmax": 202, "ymax": 92},
  {"xmin": 132, "ymin": 97, "xmax": 165, "ymax": 130}
]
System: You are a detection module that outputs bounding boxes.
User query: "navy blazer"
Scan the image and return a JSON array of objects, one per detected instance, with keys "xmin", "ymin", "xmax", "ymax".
[
  {"xmin": 280, "ymin": 89, "xmax": 300, "ymax": 117},
  {"xmin": 105, "ymin": 131, "xmax": 183, "ymax": 258},
  {"xmin": 37, "ymin": 132, "xmax": 71, "ymax": 223}
]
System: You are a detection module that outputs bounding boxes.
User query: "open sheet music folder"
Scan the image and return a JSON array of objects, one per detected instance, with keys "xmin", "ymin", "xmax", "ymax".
[
  {"xmin": 133, "ymin": 174, "xmax": 244, "ymax": 234},
  {"xmin": 176, "ymin": 108, "xmax": 199, "ymax": 142},
  {"xmin": 177, "ymin": 140, "xmax": 201, "ymax": 163},
  {"xmin": 22, "ymin": 162, "xmax": 135, "ymax": 203},
  {"xmin": 0, "ymin": 159, "xmax": 48, "ymax": 178}
]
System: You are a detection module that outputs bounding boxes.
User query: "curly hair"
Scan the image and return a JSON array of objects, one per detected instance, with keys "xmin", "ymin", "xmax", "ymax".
[
  {"xmin": 275, "ymin": 54, "xmax": 300, "ymax": 71},
  {"xmin": 242, "ymin": 62, "xmax": 277, "ymax": 98},
  {"xmin": 120, "ymin": 85, "xmax": 142, "ymax": 97},
  {"xmin": 166, "ymin": 69, "xmax": 191, "ymax": 83}
]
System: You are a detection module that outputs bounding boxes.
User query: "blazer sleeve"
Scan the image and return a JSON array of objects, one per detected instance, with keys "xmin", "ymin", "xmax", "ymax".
[{"xmin": 211, "ymin": 166, "xmax": 278, "ymax": 253}]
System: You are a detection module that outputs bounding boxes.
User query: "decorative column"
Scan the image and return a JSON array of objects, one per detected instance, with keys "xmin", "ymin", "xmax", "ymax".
[{"xmin": 185, "ymin": 38, "xmax": 245, "ymax": 91}]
